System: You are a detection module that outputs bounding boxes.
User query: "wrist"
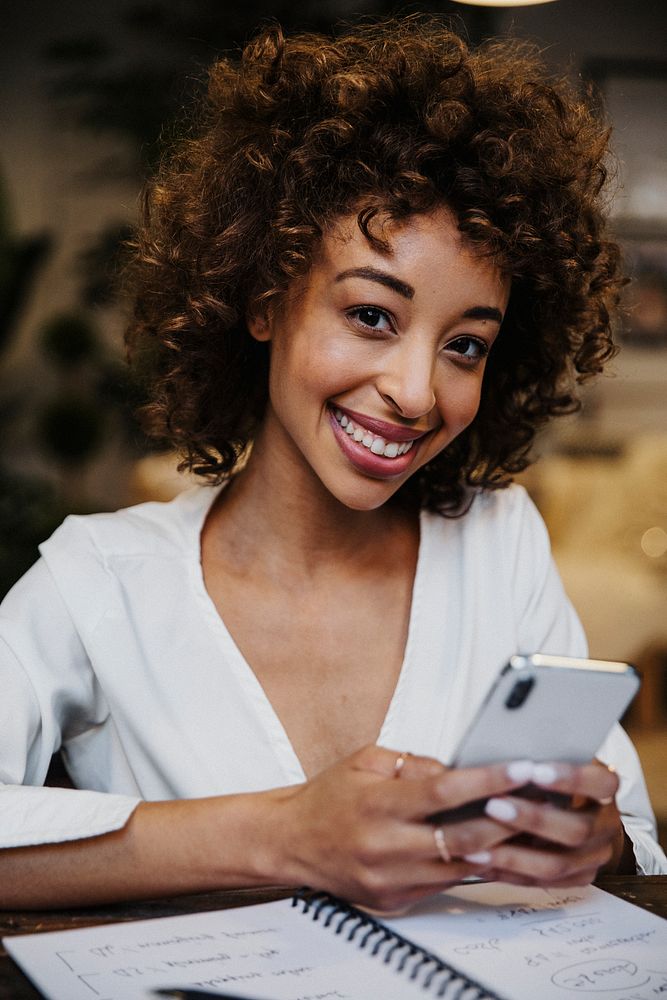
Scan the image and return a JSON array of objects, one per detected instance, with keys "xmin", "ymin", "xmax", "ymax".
[
  {"xmin": 600, "ymin": 817, "xmax": 636, "ymax": 875},
  {"xmin": 208, "ymin": 786, "xmax": 302, "ymax": 889}
]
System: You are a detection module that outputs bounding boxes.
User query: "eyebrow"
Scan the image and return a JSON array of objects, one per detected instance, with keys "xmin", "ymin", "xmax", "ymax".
[
  {"xmin": 461, "ymin": 306, "xmax": 504, "ymax": 325},
  {"xmin": 334, "ymin": 266, "xmax": 415, "ymax": 300},
  {"xmin": 334, "ymin": 267, "xmax": 504, "ymax": 324}
]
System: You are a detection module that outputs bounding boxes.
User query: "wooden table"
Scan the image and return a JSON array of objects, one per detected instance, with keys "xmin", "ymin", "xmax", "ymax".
[{"xmin": 1, "ymin": 878, "xmax": 665, "ymax": 999}]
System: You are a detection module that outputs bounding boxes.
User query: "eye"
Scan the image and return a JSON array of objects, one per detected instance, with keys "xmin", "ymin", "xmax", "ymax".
[
  {"xmin": 446, "ymin": 336, "xmax": 489, "ymax": 364},
  {"xmin": 348, "ymin": 306, "xmax": 394, "ymax": 333}
]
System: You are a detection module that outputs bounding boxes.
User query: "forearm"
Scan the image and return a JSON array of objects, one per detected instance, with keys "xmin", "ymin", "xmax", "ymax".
[{"xmin": 0, "ymin": 790, "xmax": 292, "ymax": 910}]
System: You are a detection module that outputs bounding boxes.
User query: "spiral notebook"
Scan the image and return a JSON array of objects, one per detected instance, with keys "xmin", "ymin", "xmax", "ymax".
[{"xmin": 5, "ymin": 882, "xmax": 667, "ymax": 999}]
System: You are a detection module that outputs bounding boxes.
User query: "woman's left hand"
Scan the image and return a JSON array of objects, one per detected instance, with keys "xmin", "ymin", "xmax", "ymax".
[{"xmin": 468, "ymin": 759, "xmax": 629, "ymax": 887}]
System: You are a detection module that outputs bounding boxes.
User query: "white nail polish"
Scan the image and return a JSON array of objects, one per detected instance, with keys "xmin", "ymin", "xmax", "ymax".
[
  {"xmin": 532, "ymin": 763, "xmax": 558, "ymax": 785},
  {"xmin": 485, "ymin": 798, "xmax": 518, "ymax": 822},
  {"xmin": 507, "ymin": 760, "xmax": 534, "ymax": 783},
  {"xmin": 464, "ymin": 851, "xmax": 492, "ymax": 865}
]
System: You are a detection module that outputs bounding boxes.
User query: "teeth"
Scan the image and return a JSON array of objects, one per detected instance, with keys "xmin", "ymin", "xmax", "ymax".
[{"xmin": 333, "ymin": 408, "xmax": 416, "ymax": 459}]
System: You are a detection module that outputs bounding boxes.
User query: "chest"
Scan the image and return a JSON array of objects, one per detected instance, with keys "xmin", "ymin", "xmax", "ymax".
[{"xmin": 201, "ymin": 559, "xmax": 416, "ymax": 778}]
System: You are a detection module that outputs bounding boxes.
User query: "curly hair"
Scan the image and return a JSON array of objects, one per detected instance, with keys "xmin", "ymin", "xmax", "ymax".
[{"xmin": 126, "ymin": 16, "xmax": 622, "ymax": 513}]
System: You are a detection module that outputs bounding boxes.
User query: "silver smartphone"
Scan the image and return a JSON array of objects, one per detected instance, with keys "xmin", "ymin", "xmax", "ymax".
[{"xmin": 452, "ymin": 653, "xmax": 640, "ymax": 769}]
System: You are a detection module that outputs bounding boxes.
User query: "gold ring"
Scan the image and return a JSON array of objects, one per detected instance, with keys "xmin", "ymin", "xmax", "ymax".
[
  {"xmin": 433, "ymin": 825, "xmax": 452, "ymax": 863},
  {"xmin": 393, "ymin": 751, "xmax": 411, "ymax": 778}
]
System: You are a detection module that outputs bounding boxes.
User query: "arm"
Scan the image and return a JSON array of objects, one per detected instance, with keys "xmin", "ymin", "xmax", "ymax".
[
  {"xmin": 2, "ymin": 547, "xmax": 533, "ymax": 910},
  {"xmin": 0, "ymin": 560, "xmax": 141, "ymax": 851},
  {"xmin": 1, "ymin": 747, "xmax": 543, "ymax": 911}
]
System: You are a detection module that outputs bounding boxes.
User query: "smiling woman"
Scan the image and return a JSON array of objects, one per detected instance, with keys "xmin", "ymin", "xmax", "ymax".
[
  {"xmin": 127, "ymin": 18, "xmax": 621, "ymax": 516},
  {"xmin": 244, "ymin": 207, "xmax": 509, "ymax": 511},
  {"xmin": 0, "ymin": 16, "xmax": 664, "ymax": 912}
]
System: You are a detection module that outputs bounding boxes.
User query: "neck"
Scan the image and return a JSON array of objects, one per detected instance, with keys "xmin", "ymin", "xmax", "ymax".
[{"xmin": 203, "ymin": 426, "xmax": 415, "ymax": 579}]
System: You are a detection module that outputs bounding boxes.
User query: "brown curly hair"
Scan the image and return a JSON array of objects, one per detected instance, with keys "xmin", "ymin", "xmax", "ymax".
[{"xmin": 126, "ymin": 16, "xmax": 622, "ymax": 513}]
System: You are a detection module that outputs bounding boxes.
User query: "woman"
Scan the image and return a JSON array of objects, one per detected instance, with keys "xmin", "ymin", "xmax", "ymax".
[{"xmin": 0, "ymin": 18, "xmax": 664, "ymax": 910}]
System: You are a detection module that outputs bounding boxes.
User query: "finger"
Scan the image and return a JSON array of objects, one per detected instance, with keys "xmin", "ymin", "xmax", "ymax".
[
  {"xmin": 369, "ymin": 843, "xmax": 500, "ymax": 910},
  {"xmin": 481, "ymin": 795, "xmax": 615, "ymax": 849},
  {"xmin": 489, "ymin": 863, "xmax": 603, "ymax": 889},
  {"xmin": 385, "ymin": 760, "xmax": 537, "ymax": 821},
  {"xmin": 484, "ymin": 867, "xmax": 600, "ymax": 889},
  {"xmin": 528, "ymin": 760, "xmax": 619, "ymax": 803},
  {"xmin": 356, "ymin": 810, "xmax": 514, "ymax": 871},
  {"xmin": 351, "ymin": 745, "xmax": 446, "ymax": 780},
  {"xmin": 434, "ymin": 815, "xmax": 518, "ymax": 860},
  {"xmin": 481, "ymin": 839, "xmax": 613, "ymax": 886}
]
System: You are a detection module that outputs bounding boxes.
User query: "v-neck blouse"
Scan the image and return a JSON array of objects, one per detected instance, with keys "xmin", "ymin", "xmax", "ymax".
[{"xmin": 0, "ymin": 484, "xmax": 664, "ymax": 874}]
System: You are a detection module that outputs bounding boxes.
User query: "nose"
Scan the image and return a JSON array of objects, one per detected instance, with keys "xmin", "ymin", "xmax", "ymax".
[{"xmin": 375, "ymin": 342, "xmax": 437, "ymax": 421}]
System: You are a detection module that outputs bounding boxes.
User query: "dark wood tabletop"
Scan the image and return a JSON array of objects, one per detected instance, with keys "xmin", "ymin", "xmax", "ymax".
[{"xmin": 1, "ymin": 877, "xmax": 665, "ymax": 999}]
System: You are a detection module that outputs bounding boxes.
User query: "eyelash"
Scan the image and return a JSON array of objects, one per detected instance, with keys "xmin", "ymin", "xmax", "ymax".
[{"xmin": 346, "ymin": 306, "xmax": 490, "ymax": 364}]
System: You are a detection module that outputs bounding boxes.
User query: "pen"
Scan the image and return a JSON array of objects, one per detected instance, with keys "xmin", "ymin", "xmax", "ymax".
[{"xmin": 152, "ymin": 989, "xmax": 268, "ymax": 999}]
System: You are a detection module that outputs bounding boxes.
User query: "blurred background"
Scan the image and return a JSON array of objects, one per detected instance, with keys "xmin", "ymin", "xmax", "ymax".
[{"xmin": 1, "ymin": 0, "xmax": 665, "ymax": 845}]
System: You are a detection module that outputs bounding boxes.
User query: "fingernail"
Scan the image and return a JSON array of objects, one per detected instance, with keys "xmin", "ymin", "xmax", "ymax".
[
  {"xmin": 485, "ymin": 797, "xmax": 518, "ymax": 821},
  {"xmin": 532, "ymin": 763, "xmax": 558, "ymax": 785},
  {"xmin": 464, "ymin": 851, "xmax": 492, "ymax": 865},
  {"xmin": 506, "ymin": 760, "xmax": 534, "ymax": 783}
]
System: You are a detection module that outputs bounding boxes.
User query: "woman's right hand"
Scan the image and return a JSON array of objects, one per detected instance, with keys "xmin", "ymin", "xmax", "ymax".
[{"xmin": 261, "ymin": 744, "xmax": 532, "ymax": 911}]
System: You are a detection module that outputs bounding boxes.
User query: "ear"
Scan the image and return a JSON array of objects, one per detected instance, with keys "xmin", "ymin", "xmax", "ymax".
[{"xmin": 247, "ymin": 309, "xmax": 273, "ymax": 343}]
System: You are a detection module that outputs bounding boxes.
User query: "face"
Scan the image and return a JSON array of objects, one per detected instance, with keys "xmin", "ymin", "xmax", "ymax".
[{"xmin": 249, "ymin": 205, "xmax": 511, "ymax": 511}]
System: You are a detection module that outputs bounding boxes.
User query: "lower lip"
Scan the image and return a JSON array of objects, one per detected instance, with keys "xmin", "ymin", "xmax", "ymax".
[{"xmin": 327, "ymin": 408, "xmax": 425, "ymax": 480}]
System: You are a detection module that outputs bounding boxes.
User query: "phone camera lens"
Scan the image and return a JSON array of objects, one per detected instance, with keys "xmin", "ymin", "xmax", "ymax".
[{"xmin": 505, "ymin": 676, "xmax": 535, "ymax": 709}]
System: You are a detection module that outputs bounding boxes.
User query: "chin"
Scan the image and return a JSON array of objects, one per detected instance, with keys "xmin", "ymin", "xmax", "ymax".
[{"xmin": 326, "ymin": 476, "xmax": 407, "ymax": 512}]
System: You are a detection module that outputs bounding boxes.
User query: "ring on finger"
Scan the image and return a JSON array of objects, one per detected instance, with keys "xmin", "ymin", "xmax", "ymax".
[
  {"xmin": 433, "ymin": 825, "xmax": 452, "ymax": 863},
  {"xmin": 393, "ymin": 751, "xmax": 411, "ymax": 778}
]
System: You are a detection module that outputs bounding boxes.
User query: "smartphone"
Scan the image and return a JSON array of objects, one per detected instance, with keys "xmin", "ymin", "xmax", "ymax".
[{"xmin": 452, "ymin": 653, "xmax": 640, "ymax": 769}]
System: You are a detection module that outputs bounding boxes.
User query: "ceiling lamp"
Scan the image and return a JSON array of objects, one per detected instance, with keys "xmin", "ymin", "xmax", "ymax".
[{"xmin": 451, "ymin": 1, "xmax": 558, "ymax": 6}]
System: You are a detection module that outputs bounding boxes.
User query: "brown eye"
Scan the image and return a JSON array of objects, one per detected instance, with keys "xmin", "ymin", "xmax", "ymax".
[
  {"xmin": 356, "ymin": 308, "xmax": 385, "ymax": 327},
  {"xmin": 349, "ymin": 307, "xmax": 393, "ymax": 332},
  {"xmin": 448, "ymin": 336, "xmax": 488, "ymax": 361}
]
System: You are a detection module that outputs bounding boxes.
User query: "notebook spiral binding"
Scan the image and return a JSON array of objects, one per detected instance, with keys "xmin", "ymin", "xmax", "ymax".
[{"xmin": 292, "ymin": 890, "xmax": 506, "ymax": 999}]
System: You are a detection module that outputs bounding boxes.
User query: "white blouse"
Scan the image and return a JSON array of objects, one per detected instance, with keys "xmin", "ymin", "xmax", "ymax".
[{"xmin": 0, "ymin": 484, "xmax": 664, "ymax": 874}]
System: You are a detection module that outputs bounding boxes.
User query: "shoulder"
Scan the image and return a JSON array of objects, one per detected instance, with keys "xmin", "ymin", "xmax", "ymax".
[
  {"xmin": 36, "ymin": 487, "xmax": 220, "ymax": 628},
  {"xmin": 39, "ymin": 486, "xmax": 219, "ymax": 567},
  {"xmin": 423, "ymin": 483, "xmax": 547, "ymax": 550}
]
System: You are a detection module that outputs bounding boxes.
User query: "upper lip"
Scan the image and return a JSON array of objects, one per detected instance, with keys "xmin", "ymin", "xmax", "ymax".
[{"xmin": 332, "ymin": 404, "xmax": 433, "ymax": 442}]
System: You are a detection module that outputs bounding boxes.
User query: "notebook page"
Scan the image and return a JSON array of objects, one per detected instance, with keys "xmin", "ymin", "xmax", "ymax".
[
  {"xmin": 3, "ymin": 898, "xmax": 461, "ymax": 1000},
  {"xmin": 4, "ymin": 884, "xmax": 666, "ymax": 1000},
  {"xmin": 386, "ymin": 882, "xmax": 667, "ymax": 999}
]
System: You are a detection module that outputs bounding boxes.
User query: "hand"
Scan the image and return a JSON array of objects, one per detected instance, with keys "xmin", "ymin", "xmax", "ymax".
[
  {"xmin": 267, "ymin": 745, "xmax": 535, "ymax": 911},
  {"xmin": 463, "ymin": 759, "xmax": 626, "ymax": 887}
]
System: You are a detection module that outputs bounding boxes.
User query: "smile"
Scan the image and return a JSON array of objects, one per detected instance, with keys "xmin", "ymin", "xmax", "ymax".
[{"xmin": 332, "ymin": 409, "xmax": 415, "ymax": 459}]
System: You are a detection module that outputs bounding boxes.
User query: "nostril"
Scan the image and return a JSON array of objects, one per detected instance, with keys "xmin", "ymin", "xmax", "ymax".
[{"xmin": 381, "ymin": 392, "xmax": 400, "ymax": 412}]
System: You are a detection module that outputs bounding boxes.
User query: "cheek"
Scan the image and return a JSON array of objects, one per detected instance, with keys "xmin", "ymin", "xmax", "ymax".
[
  {"xmin": 271, "ymin": 332, "xmax": 365, "ymax": 401},
  {"xmin": 438, "ymin": 376, "xmax": 484, "ymax": 432}
]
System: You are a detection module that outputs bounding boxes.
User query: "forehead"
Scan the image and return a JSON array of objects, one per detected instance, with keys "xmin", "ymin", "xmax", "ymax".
[{"xmin": 311, "ymin": 205, "xmax": 510, "ymax": 305}]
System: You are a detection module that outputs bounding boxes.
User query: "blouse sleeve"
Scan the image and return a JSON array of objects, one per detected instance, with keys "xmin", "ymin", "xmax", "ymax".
[
  {"xmin": 511, "ymin": 490, "xmax": 666, "ymax": 874},
  {"xmin": 0, "ymin": 559, "xmax": 140, "ymax": 848}
]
